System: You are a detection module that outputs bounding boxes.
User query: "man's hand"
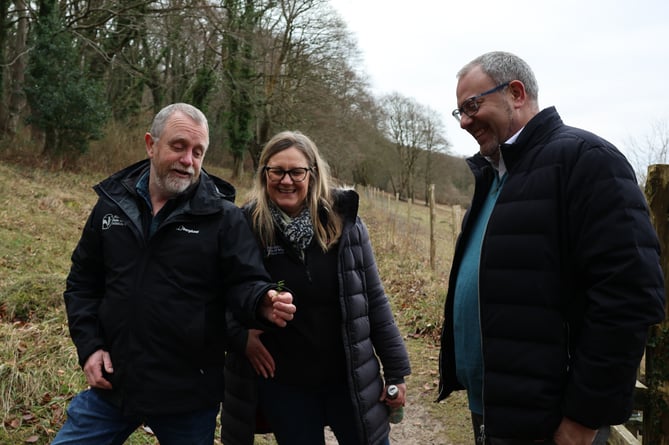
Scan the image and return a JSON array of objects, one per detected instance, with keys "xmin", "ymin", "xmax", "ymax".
[
  {"xmin": 554, "ymin": 417, "xmax": 597, "ymax": 445},
  {"xmin": 83, "ymin": 349, "xmax": 113, "ymax": 390},
  {"xmin": 260, "ymin": 289, "xmax": 295, "ymax": 327},
  {"xmin": 245, "ymin": 329, "xmax": 276, "ymax": 378}
]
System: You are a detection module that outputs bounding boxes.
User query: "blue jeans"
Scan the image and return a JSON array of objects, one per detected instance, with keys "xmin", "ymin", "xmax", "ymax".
[
  {"xmin": 51, "ymin": 389, "xmax": 219, "ymax": 445},
  {"xmin": 258, "ymin": 380, "xmax": 390, "ymax": 445}
]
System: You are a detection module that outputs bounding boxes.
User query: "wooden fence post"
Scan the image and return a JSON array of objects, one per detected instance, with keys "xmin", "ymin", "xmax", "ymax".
[
  {"xmin": 643, "ymin": 164, "xmax": 669, "ymax": 444},
  {"xmin": 451, "ymin": 204, "xmax": 462, "ymax": 250},
  {"xmin": 428, "ymin": 184, "xmax": 436, "ymax": 271}
]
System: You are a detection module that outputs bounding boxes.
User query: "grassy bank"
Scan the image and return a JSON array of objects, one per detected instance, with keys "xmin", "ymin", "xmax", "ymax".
[{"xmin": 0, "ymin": 160, "xmax": 470, "ymax": 444}]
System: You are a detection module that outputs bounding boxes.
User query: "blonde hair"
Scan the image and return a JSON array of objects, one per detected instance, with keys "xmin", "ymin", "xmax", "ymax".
[{"xmin": 248, "ymin": 131, "xmax": 342, "ymax": 251}]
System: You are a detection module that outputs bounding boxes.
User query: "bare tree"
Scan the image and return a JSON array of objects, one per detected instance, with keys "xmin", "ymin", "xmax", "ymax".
[
  {"xmin": 380, "ymin": 93, "xmax": 430, "ymax": 202},
  {"xmin": 64, "ymin": 0, "xmax": 218, "ymax": 117},
  {"xmin": 0, "ymin": 0, "xmax": 28, "ymax": 135},
  {"xmin": 625, "ymin": 119, "xmax": 669, "ymax": 185},
  {"xmin": 249, "ymin": 0, "xmax": 350, "ymax": 166},
  {"xmin": 261, "ymin": 3, "xmax": 379, "ymax": 182},
  {"xmin": 0, "ymin": 0, "xmax": 472, "ymax": 206},
  {"xmin": 0, "ymin": 0, "xmax": 13, "ymax": 132},
  {"xmin": 220, "ymin": 0, "xmax": 271, "ymax": 178},
  {"xmin": 421, "ymin": 106, "xmax": 449, "ymax": 203}
]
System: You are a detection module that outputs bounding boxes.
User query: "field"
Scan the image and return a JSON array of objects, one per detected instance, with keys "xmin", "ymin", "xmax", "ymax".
[{"xmin": 0, "ymin": 160, "xmax": 472, "ymax": 444}]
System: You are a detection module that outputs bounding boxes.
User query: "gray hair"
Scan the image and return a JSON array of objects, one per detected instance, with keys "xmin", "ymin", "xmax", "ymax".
[
  {"xmin": 149, "ymin": 103, "xmax": 209, "ymax": 148},
  {"xmin": 458, "ymin": 51, "xmax": 539, "ymax": 102}
]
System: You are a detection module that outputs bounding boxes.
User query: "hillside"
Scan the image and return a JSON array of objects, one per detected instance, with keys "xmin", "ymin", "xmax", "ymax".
[{"xmin": 0, "ymin": 160, "xmax": 472, "ymax": 444}]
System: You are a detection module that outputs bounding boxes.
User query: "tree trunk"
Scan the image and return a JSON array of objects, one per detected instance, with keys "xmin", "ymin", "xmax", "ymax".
[
  {"xmin": 232, "ymin": 153, "xmax": 244, "ymax": 179},
  {"xmin": 0, "ymin": 0, "xmax": 9, "ymax": 131},
  {"xmin": 642, "ymin": 164, "xmax": 669, "ymax": 445},
  {"xmin": 6, "ymin": 0, "xmax": 29, "ymax": 135},
  {"xmin": 42, "ymin": 127, "xmax": 57, "ymax": 155}
]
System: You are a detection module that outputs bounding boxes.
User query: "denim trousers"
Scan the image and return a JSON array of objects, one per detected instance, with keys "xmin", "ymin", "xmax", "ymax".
[
  {"xmin": 51, "ymin": 389, "xmax": 219, "ymax": 445},
  {"xmin": 472, "ymin": 412, "xmax": 610, "ymax": 445},
  {"xmin": 258, "ymin": 379, "xmax": 391, "ymax": 445}
]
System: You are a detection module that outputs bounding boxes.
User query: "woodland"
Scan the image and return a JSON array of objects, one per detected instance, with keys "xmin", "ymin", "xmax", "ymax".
[{"xmin": 0, "ymin": 0, "xmax": 474, "ymax": 205}]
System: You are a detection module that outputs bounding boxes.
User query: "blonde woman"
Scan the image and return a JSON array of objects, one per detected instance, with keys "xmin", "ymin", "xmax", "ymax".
[{"xmin": 222, "ymin": 131, "xmax": 411, "ymax": 445}]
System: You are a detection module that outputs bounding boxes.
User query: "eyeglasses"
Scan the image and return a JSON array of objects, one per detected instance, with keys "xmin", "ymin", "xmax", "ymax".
[
  {"xmin": 452, "ymin": 82, "xmax": 510, "ymax": 122},
  {"xmin": 263, "ymin": 166, "xmax": 312, "ymax": 183}
]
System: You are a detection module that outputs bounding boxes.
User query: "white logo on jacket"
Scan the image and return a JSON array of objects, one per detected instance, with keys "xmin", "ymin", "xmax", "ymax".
[
  {"xmin": 265, "ymin": 245, "xmax": 285, "ymax": 256},
  {"xmin": 176, "ymin": 225, "xmax": 200, "ymax": 234},
  {"xmin": 102, "ymin": 214, "xmax": 126, "ymax": 230}
]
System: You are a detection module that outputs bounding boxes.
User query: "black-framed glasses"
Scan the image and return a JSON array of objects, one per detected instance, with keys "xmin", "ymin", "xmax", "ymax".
[
  {"xmin": 452, "ymin": 82, "xmax": 510, "ymax": 122},
  {"xmin": 263, "ymin": 166, "xmax": 312, "ymax": 183}
]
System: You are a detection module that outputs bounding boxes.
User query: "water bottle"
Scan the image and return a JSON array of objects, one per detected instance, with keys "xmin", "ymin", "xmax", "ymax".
[{"xmin": 386, "ymin": 384, "xmax": 404, "ymax": 424}]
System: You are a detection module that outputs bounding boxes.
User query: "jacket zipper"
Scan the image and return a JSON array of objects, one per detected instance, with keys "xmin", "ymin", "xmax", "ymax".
[
  {"xmin": 478, "ymin": 424, "xmax": 486, "ymax": 444},
  {"xmin": 304, "ymin": 251, "xmax": 313, "ymax": 283},
  {"xmin": 477, "ymin": 173, "xmax": 505, "ymax": 445},
  {"xmin": 477, "ymin": 280, "xmax": 486, "ymax": 445}
]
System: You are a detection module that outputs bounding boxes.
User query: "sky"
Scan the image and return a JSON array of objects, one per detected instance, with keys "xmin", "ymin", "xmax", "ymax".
[{"xmin": 328, "ymin": 0, "xmax": 669, "ymax": 160}]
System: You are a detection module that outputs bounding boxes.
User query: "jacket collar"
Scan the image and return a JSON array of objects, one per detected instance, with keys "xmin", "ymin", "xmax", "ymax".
[
  {"xmin": 500, "ymin": 106, "xmax": 563, "ymax": 171},
  {"xmin": 97, "ymin": 159, "xmax": 237, "ymax": 215},
  {"xmin": 466, "ymin": 107, "xmax": 564, "ymax": 175}
]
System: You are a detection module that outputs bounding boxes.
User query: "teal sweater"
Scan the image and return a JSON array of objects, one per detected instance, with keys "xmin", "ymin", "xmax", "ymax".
[{"xmin": 453, "ymin": 172, "xmax": 506, "ymax": 414}]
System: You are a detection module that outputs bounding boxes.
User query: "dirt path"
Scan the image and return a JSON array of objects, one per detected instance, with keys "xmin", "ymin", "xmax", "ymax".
[
  {"xmin": 386, "ymin": 402, "xmax": 451, "ymax": 445},
  {"xmin": 321, "ymin": 387, "xmax": 471, "ymax": 445},
  {"xmin": 255, "ymin": 341, "xmax": 473, "ymax": 445},
  {"xmin": 323, "ymin": 403, "xmax": 449, "ymax": 444}
]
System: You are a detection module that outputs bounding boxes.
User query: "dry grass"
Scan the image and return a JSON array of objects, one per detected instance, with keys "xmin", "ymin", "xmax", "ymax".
[
  {"xmin": 0, "ymin": 155, "xmax": 470, "ymax": 444},
  {"xmin": 0, "ymin": 160, "xmax": 169, "ymax": 444}
]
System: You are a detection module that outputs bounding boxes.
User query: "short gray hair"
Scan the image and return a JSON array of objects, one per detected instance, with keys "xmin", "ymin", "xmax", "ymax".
[
  {"xmin": 458, "ymin": 51, "xmax": 539, "ymax": 102},
  {"xmin": 149, "ymin": 103, "xmax": 209, "ymax": 148}
]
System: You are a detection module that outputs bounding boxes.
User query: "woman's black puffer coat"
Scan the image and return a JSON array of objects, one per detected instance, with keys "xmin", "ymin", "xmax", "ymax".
[{"xmin": 221, "ymin": 189, "xmax": 411, "ymax": 445}]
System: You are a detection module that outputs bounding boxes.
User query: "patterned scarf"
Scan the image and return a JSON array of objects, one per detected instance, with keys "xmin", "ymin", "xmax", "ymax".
[{"xmin": 270, "ymin": 204, "xmax": 314, "ymax": 260}]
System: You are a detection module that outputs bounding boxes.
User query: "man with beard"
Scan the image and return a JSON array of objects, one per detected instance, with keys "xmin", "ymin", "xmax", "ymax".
[
  {"xmin": 53, "ymin": 103, "xmax": 296, "ymax": 445},
  {"xmin": 437, "ymin": 52, "xmax": 665, "ymax": 444}
]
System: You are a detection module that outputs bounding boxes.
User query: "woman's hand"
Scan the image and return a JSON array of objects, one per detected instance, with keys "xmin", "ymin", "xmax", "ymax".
[
  {"xmin": 245, "ymin": 329, "xmax": 276, "ymax": 378},
  {"xmin": 380, "ymin": 382, "xmax": 407, "ymax": 409}
]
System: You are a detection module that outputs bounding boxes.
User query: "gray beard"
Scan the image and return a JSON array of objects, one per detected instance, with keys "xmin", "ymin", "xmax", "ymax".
[{"xmin": 157, "ymin": 173, "xmax": 193, "ymax": 196}]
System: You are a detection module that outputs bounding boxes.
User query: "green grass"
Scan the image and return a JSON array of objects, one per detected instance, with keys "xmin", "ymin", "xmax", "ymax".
[{"xmin": 0, "ymin": 158, "xmax": 469, "ymax": 444}]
